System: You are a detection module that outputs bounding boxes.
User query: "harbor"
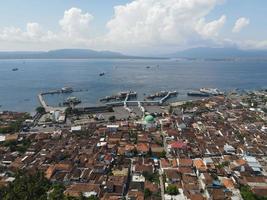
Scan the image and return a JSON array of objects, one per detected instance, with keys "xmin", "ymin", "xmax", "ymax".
[
  {"xmin": 36, "ymin": 87, "xmax": 180, "ymax": 121},
  {"xmin": 37, "ymin": 86, "xmax": 223, "ymax": 114}
]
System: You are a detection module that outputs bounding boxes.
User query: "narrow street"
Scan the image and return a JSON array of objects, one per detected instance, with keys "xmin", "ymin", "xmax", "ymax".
[{"xmin": 159, "ymin": 170, "xmax": 165, "ymax": 200}]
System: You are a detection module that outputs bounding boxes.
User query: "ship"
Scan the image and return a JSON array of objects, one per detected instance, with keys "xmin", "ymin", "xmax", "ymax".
[
  {"xmin": 61, "ymin": 87, "xmax": 73, "ymax": 93},
  {"xmin": 200, "ymin": 88, "xmax": 223, "ymax": 96},
  {"xmin": 12, "ymin": 68, "xmax": 18, "ymax": 71},
  {"xmin": 146, "ymin": 91, "xmax": 168, "ymax": 99},
  {"xmin": 187, "ymin": 91, "xmax": 210, "ymax": 97},
  {"xmin": 119, "ymin": 91, "xmax": 137, "ymax": 97},
  {"xmin": 100, "ymin": 91, "xmax": 137, "ymax": 102},
  {"xmin": 63, "ymin": 96, "xmax": 81, "ymax": 106},
  {"xmin": 99, "ymin": 72, "xmax": 105, "ymax": 76}
]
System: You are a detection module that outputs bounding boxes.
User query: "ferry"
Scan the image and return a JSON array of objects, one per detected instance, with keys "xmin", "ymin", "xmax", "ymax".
[
  {"xmin": 61, "ymin": 87, "xmax": 73, "ymax": 93},
  {"xmin": 147, "ymin": 91, "xmax": 168, "ymax": 99},
  {"xmin": 119, "ymin": 91, "xmax": 137, "ymax": 97},
  {"xmin": 187, "ymin": 91, "xmax": 210, "ymax": 97},
  {"xmin": 63, "ymin": 96, "xmax": 81, "ymax": 105},
  {"xmin": 100, "ymin": 91, "xmax": 137, "ymax": 102},
  {"xmin": 200, "ymin": 88, "xmax": 223, "ymax": 95}
]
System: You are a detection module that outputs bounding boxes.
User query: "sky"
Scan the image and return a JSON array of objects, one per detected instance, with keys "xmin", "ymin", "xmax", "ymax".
[{"xmin": 0, "ymin": 0, "xmax": 267, "ymax": 55}]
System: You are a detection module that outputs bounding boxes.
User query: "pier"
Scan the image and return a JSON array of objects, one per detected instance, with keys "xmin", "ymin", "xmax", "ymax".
[
  {"xmin": 105, "ymin": 90, "xmax": 177, "ymax": 116},
  {"xmin": 106, "ymin": 91, "xmax": 177, "ymax": 107},
  {"xmin": 38, "ymin": 93, "xmax": 66, "ymax": 113},
  {"xmin": 159, "ymin": 91, "xmax": 177, "ymax": 104}
]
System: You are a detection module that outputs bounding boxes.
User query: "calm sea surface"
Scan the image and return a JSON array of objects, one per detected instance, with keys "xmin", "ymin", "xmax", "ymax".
[{"xmin": 0, "ymin": 59, "xmax": 266, "ymax": 112}]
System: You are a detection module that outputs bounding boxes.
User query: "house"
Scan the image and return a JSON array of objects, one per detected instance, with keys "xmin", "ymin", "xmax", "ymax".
[
  {"xmin": 178, "ymin": 159, "xmax": 193, "ymax": 167},
  {"xmin": 127, "ymin": 191, "xmax": 144, "ymax": 200},
  {"xmin": 107, "ymin": 125, "xmax": 119, "ymax": 132},
  {"xmin": 64, "ymin": 183, "xmax": 101, "ymax": 198},
  {"xmin": 168, "ymin": 141, "xmax": 187, "ymax": 155},
  {"xmin": 150, "ymin": 144, "xmax": 165, "ymax": 157},
  {"xmin": 107, "ymin": 176, "xmax": 127, "ymax": 195},
  {"xmin": 134, "ymin": 163, "xmax": 153, "ymax": 174},
  {"xmin": 243, "ymin": 156, "xmax": 262, "ymax": 174},
  {"xmin": 132, "ymin": 174, "xmax": 145, "ymax": 183},
  {"xmin": 71, "ymin": 126, "xmax": 82, "ymax": 133},
  {"xmin": 164, "ymin": 169, "xmax": 181, "ymax": 183},
  {"xmin": 101, "ymin": 193, "xmax": 123, "ymax": 200},
  {"xmin": 145, "ymin": 181, "xmax": 159, "ymax": 194},
  {"xmin": 194, "ymin": 159, "xmax": 207, "ymax": 174},
  {"xmin": 224, "ymin": 144, "xmax": 236, "ymax": 154},
  {"xmin": 125, "ymin": 144, "xmax": 135, "ymax": 157},
  {"xmin": 136, "ymin": 143, "xmax": 149, "ymax": 156}
]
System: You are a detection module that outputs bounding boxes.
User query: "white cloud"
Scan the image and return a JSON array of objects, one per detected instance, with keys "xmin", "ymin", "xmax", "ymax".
[
  {"xmin": 238, "ymin": 39, "xmax": 267, "ymax": 50},
  {"xmin": 26, "ymin": 23, "xmax": 43, "ymax": 38},
  {"xmin": 105, "ymin": 0, "xmax": 225, "ymax": 51},
  {"xmin": 0, "ymin": 23, "xmax": 55, "ymax": 43},
  {"xmin": 195, "ymin": 15, "xmax": 226, "ymax": 38},
  {"xmin": 59, "ymin": 7, "xmax": 93, "ymax": 38},
  {"xmin": 0, "ymin": 2, "xmax": 228, "ymax": 52},
  {"xmin": 232, "ymin": 17, "xmax": 250, "ymax": 33},
  {"xmin": 0, "ymin": 7, "xmax": 94, "ymax": 50},
  {"xmin": 0, "ymin": 3, "xmax": 265, "ymax": 53}
]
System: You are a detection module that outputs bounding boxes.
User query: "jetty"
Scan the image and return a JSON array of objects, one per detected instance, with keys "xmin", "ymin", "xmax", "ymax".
[
  {"xmin": 104, "ymin": 90, "xmax": 177, "ymax": 117},
  {"xmin": 106, "ymin": 91, "xmax": 177, "ymax": 106},
  {"xmin": 38, "ymin": 92, "xmax": 67, "ymax": 112}
]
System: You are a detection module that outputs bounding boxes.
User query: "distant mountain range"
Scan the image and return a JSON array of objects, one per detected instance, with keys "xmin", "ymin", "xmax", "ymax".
[
  {"xmin": 0, "ymin": 47, "xmax": 267, "ymax": 59},
  {"xmin": 168, "ymin": 47, "xmax": 267, "ymax": 59},
  {"xmin": 0, "ymin": 49, "xmax": 159, "ymax": 59}
]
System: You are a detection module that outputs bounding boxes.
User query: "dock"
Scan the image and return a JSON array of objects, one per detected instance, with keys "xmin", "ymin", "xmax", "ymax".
[
  {"xmin": 106, "ymin": 91, "xmax": 177, "ymax": 106},
  {"xmin": 159, "ymin": 91, "xmax": 178, "ymax": 104},
  {"xmin": 38, "ymin": 93, "xmax": 67, "ymax": 113},
  {"xmin": 105, "ymin": 90, "xmax": 177, "ymax": 117}
]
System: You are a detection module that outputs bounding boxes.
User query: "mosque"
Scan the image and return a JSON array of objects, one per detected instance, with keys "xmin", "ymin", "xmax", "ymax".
[{"xmin": 136, "ymin": 114, "xmax": 156, "ymax": 129}]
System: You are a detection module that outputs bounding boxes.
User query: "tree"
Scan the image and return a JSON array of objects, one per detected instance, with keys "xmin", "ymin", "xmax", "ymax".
[
  {"xmin": 65, "ymin": 107, "xmax": 72, "ymax": 115},
  {"xmin": 4, "ymin": 138, "xmax": 31, "ymax": 153},
  {"xmin": 166, "ymin": 184, "xmax": 179, "ymax": 196},
  {"xmin": 160, "ymin": 151, "xmax": 166, "ymax": 158},
  {"xmin": 240, "ymin": 185, "xmax": 257, "ymax": 200},
  {"xmin": 239, "ymin": 185, "xmax": 267, "ymax": 200},
  {"xmin": 1, "ymin": 171, "xmax": 50, "ymax": 200},
  {"xmin": 48, "ymin": 184, "xmax": 65, "ymax": 200},
  {"xmin": 36, "ymin": 106, "xmax": 46, "ymax": 114},
  {"xmin": 142, "ymin": 172, "xmax": 159, "ymax": 183},
  {"xmin": 144, "ymin": 188, "xmax": 152, "ymax": 199},
  {"xmin": 0, "ymin": 171, "xmax": 101, "ymax": 200},
  {"xmin": 108, "ymin": 115, "xmax": 116, "ymax": 122}
]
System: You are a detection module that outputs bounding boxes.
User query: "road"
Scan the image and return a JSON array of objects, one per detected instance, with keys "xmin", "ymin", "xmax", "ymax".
[{"xmin": 159, "ymin": 170, "xmax": 165, "ymax": 200}]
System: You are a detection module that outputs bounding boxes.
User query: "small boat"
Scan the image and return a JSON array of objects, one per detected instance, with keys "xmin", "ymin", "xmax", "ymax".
[
  {"xmin": 12, "ymin": 68, "xmax": 18, "ymax": 71},
  {"xmin": 187, "ymin": 91, "xmax": 210, "ymax": 97},
  {"xmin": 146, "ymin": 66, "xmax": 150, "ymax": 69},
  {"xmin": 99, "ymin": 72, "xmax": 105, "ymax": 76}
]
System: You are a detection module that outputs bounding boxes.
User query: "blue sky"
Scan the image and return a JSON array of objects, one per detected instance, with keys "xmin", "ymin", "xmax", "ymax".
[
  {"xmin": 0, "ymin": 0, "xmax": 266, "ymax": 54},
  {"xmin": 0, "ymin": 0, "xmax": 128, "ymax": 34}
]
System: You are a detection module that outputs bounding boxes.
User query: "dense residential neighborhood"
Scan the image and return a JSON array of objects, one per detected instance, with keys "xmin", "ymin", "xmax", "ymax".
[{"xmin": 0, "ymin": 91, "xmax": 267, "ymax": 200}]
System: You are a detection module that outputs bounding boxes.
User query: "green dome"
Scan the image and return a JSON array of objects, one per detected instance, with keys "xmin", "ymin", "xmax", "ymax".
[{"xmin": 145, "ymin": 115, "xmax": 154, "ymax": 123}]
